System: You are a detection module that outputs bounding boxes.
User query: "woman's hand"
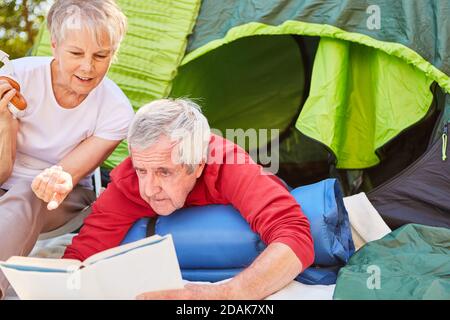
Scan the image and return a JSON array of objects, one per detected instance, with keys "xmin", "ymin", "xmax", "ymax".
[
  {"xmin": 31, "ymin": 165, "xmax": 73, "ymax": 210},
  {"xmin": 0, "ymin": 79, "xmax": 16, "ymax": 125},
  {"xmin": 0, "ymin": 79, "xmax": 20, "ymax": 184}
]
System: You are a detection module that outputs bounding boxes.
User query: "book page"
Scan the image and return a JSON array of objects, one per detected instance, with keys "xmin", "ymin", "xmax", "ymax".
[
  {"xmin": 0, "ymin": 234, "xmax": 182, "ymax": 299},
  {"xmin": 0, "ymin": 265, "xmax": 101, "ymax": 299},
  {"xmin": 83, "ymin": 234, "xmax": 163, "ymax": 266},
  {"xmin": 87, "ymin": 234, "xmax": 183, "ymax": 299},
  {"xmin": 1, "ymin": 256, "xmax": 81, "ymax": 272}
]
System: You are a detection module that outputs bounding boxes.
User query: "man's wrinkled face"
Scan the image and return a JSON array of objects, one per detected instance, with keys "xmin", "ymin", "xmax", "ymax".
[{"xmin": 131, "ymin": 136, "xmax": 205, "ymax": 215}]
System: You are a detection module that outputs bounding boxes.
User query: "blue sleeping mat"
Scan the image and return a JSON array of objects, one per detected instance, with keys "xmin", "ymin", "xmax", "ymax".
[{"xmin": 122, "ymin": 178, "xmax": 354, "ymax": 284}]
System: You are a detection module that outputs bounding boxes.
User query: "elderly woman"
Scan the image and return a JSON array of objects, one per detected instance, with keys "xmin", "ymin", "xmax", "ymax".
[{"xmin": 0, "ymin": 0, "xmax": 133, "ymax": 298}]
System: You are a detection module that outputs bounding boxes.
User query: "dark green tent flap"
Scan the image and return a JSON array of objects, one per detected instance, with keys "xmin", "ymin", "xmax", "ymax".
[
  {"xmin": 333, "ymin": 224, "xmax": 450, "ymax": 300},
  {"xmin": 187, "ymin": 0, "xmax": 450, "ymax": 76}
]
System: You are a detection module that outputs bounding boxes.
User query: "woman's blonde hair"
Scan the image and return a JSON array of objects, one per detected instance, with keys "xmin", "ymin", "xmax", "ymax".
[{"xmin": 47, "ymin": 0, "xmax": 127, "ymax": 53}]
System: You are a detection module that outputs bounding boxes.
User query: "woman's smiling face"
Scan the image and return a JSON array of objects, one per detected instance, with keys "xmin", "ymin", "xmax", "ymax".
[{"xmin": 51, "ymin": 27, "xmax": 113, "ymax": 96}]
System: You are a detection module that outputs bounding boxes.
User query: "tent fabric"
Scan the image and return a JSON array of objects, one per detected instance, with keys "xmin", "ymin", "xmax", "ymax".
[
  {"xmin": 174, "ymin": 19, "xmax": 445, "ymax": 168},
  {"xmin": 174, "ymin": 17, "xmax": 448, "ymax": 168},
  {"xmin": 187, "ymin": 0, "xmax": 450, "ymax": 77},
  {"xmin": 296, "ymin": 37, "xmax": 434, "ymax": 168},
  {"xmin": 31, "ymin": 0, "xmax": 202, "ymax": 168},
  {"xmin": 170, "ymin": 34, "xmax": 305, "ymax": 142},
  {"xmin": 182, "ymin": 20, "xmax": 450, "ymax": 93},
  {"xmin": 333, "ymin": 224, "xmax": 450, "ymax": 300},
  {"xmin": 277, "ymin": 125, "xmax": 330, "ymax": 187},
  {"xmin": 368, "ymin": 125, "xmax": 450, "ymax": 229},
  {"xmin": 176, "ymin": 0, "xmax": 450, "ymax": 169}
]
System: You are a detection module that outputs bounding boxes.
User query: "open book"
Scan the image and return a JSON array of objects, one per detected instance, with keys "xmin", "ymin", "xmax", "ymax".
[{"xmin": 0, "ymin": 235, "xmax": 183, "ymax": 300}]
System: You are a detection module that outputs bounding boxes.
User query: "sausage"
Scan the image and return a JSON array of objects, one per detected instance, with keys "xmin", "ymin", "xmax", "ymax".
[{"xmin": 0, "ymin": 76, "xmax": 27, "ymax": 110}]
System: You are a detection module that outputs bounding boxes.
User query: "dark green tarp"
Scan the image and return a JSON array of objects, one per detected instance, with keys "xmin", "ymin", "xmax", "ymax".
[{"xmin": 334, "ymin": 224, "xmax": 450, "ymax": 300}]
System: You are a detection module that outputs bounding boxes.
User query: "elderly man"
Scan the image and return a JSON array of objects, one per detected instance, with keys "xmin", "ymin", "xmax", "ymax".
[{"xmin": 63, "ymin": 98, "xmax": 314, "ymax": 299}]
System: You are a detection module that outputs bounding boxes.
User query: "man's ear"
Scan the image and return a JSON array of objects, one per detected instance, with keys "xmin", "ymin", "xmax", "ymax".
[{"xmin": 194, "ymin": 162, "xmax": 206, "ymax": 179}]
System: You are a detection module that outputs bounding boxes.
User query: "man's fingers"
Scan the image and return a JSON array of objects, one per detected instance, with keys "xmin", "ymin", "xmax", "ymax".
[
  {"xmin": 136, "ymin": 291, "xmax": 173, "ymax": 300},
  {"xmin": 136, "ymin": 288, "xmax": 195, "ymax": 300}
]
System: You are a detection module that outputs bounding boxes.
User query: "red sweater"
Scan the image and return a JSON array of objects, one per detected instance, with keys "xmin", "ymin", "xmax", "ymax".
[{"xmin": 63, "ymin": 135, "xmax": 314, "ymax": 270}]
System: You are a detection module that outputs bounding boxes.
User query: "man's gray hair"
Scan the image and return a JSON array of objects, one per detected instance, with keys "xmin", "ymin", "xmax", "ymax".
[
  {"xmin": 47, "ymin": 0, "xmax": 127, "ymax": 53},
  {"xmin": 128, "ymin": 98, "xmax": 211, "ymax": 173}
]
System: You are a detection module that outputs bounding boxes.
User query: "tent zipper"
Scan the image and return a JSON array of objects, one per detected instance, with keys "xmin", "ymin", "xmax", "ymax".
[
  {"xmin": 369, "ymin": 133, "xmax": 443, "ymax": 195},
  {"xmin": 442, "ymin": 122, "xmax": 448, "ymax": 161}
]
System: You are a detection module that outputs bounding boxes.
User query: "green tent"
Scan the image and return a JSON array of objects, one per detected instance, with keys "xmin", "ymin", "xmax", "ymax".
[{"xmin": 32, "ymin": 0, "xmax": 450, "ymax": 226}]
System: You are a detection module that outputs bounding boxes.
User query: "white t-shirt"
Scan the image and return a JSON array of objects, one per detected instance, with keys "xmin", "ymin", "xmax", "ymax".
[{"xmin": 0, "ymin": 56, "xmax": 134, "ymax": 190}]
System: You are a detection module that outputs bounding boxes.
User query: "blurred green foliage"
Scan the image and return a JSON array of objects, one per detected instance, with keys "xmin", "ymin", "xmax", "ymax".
[{"xmin": 0, "ymin": 0, "xmax": 52, "ymax": 59}]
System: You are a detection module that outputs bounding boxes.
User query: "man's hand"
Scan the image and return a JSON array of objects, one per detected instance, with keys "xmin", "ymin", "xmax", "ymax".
[
  {"xmin": 137, "ymin": 243, "xmax": 303, "ymax": 300},
  {"xmin": 136, "ymin": 283, "xmax": 232, "ymax": 300},
  {"xmin": 31, "ymin": 165, "xmax": 73, "ymax": 210}
]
